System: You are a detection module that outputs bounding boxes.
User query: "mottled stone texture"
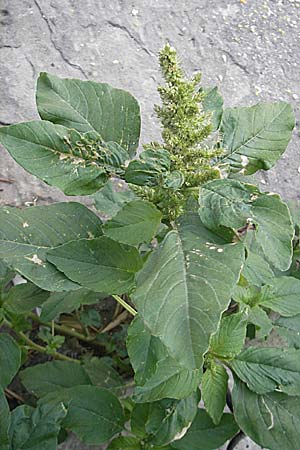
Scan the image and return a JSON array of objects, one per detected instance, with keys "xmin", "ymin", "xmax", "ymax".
[{"xmin": 1, "ymin": 0, "xmax": 299, "ymax": 448}]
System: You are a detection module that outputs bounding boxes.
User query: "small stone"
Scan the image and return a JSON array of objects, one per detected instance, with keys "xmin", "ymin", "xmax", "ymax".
[{"xmin": 131, "ymin": 8, "xmax": 139, "ymax": 16}]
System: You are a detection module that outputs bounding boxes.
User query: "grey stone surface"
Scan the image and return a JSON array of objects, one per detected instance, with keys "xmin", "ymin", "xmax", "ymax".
[{"xmin": 1, "ymin": 0, "xmax": 299, "ymax": 449}]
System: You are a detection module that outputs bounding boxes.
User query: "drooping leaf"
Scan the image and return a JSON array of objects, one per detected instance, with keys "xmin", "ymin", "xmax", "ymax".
[
  {"xmin": 127, "ymin": 316, "xmax": 201, "ymax": 403},
  {"xmin": 0, "ymin": 333, "xmax": 21, "ymax": 389},
  {"xmin": 199, "ymin": 179, "xmax": 294, "ymax": 271},
  {"xmin": 171, "ymin": 409, "xmax": 239, "ymax": 450},
  {"xmin": 0, "ymin": 390, "xmax": 10, "ymax": 450},
  {"xmin": 36, "ymin": 72, "xmax": 141, "ymax": 156},
  {"xmin": 247, "ymin": 305, "xmax": 273, "ymax": 339},
  {"xmin": 43, "ymin": 386, "xmax": 125, "ymax": 444},
  {"xmin": 230, "ymin": 347, "xmax": 300, "ymax": 395},
  {"xmin": 40, "ymin": 288, "xmax": 102, "ymax": 322},
  {"xmin": 202, "ymin": 86, "xmax": 224, "ymax": 130},
  {"xmin": 132, "ymin": 213, "xmax": 244, "ymax": 374},
  {"xmin": 202, "ymin": 362, "xmax": 228, "ymax": 425},
  {"xmin": 274, "ymin": 314, "xmax": 300, "ymax": 349},
  {"xmin": 209, "ymin": 312, "xmax": 247, "ymax": 359},
  {"xmin": 83, "ymin": 357, "xmax": 124, "ymax": 394},
  {"xmin": 0, "ymin": 121, "xmax": 114, "ymax": 195},
  {"xmin": 8, "ymin": 402, "xmax": 67, "ymax": 450},
  {"xmin": 125, "ymin": 149, "xmax": 170, "ymax": 186},
  {"xmin": 103, "ymin": 200, "xmax": 162, "ymax": 245},
  {"xmin": 94, "ymin": 180, "xmax": 136, "ymax": 217},
  {"xmin": 3, "ymin": 282, "xmax": 49, "ymax": 315},
  {"xmin": 232, "ymin": 377, "xmax": 300, "ymax": 450},
  {"xmin": 220, "ymin": 102, "xmax": 295, "ymax": 174},
  {"xmin": 47, "ymin": 236, "xmax": 143, "ymax": 294},
  {"xmin": 0, "ymin": 202, "xmax": 102, "ymax": 291},
  {"xmin": 20, "ymin": 361, "xmax": 91, "ymax": 397}
]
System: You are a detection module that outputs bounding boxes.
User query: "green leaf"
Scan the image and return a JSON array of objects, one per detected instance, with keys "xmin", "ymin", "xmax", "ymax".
[
  {"xmin": 83, "ymin": 357, "xmax": 124, "ymax": 394},
  {"xmin": 232, "ymin": 377, "xmax": 300, "ymax": 450},
  {"xmin": 107, "ymin": 436, "xmax": 141, "ymax": 450},
  {"xmin": 0, "ymin": 121, "xmax": 113, "ymax": 195},
  {"xmin": 247, "ymin": 305, "xmax": 273, "ymax": 339},
  {"xmin": 257, "ymin": 277, "xmax": 300, "ymax": 317},
  {"xmin": 125, "ymin": 149, "xmax": 170, "ymax": 186},
  {"xmin": 242, "ymin": 250, "xmax": 275, "ymax": 286},
  {"xmin": 36, "ymin": 72, "xmax": 141, "ymax": 156},
  {"xmin": 3, "ymin": 282, "xmax": 49, "ymax": 314},
  {"xmin": 274, "ymin": 314, "xmax": 300, "ymax": 349},
  {"xmin": 0, "ymin": 333, "xmax": 21, "ymax": 389},
  {"xmin": 209, "ymin": 312, "xmax": 247, "ymax": 359},
  {"xmin": 131, "ymin": 392, "xmax": 199, "ymax": 446},
  {"xmin": 202, "ymin": 86, "xmax": 224, "ymax": 130},
  {"xmin": 0, "ymin": 390, "xmax": 10, "ymax": 450},
  {"xmin": 202, "ymin": 362, "xmax": 228, "ymax": 425},
  {"xmin": 127, "ymin": 316, "xmax": 201, "ymax": 403},
  {"xmin": 40, "ymin": 288, "xmax": 102, "ymax": 322},
  {"xmin": 103, "ymin": 200, "xmax": 162, "ymax": 245},
  {"xmin": 44, "ymin": 386, "xmax": 125, "ymax": 444},
  {"xmin": 0, "ymin": 260, "xmax": 14, "ymax": 293},
  {"xmin": 20, "ymin": 361, "xmax": 91, "ymax": 397},
  {"xmin": 47, "ymin": 237, "xmax": 143, "ymax": 294},
  {"xmin": 8, "ymin": 402, "xmax": 67, "ymax": 450},
  {"xmin": 132, "ymin": 213, "xmax": 244, "ymax": 373},
  {"xmin": 94, "ymin": 180, "xmax": 136, "ymax": 217},
  {"xmin": 220, "ymin": 102, "xmax": 295, "ymax": 174},
  {"xmin": 230, "ymin": 347, "xmax": 300, "ymax": 395},
  {"xmin": 0, "ymin": 202, "xmax": 102, "ymax": 291},
  {"xmin": 199, "ymin": 179, "xmax": 294, "ymax": 271},
  {"xmin": 171, "ymin": 409, "xmax": 239, "ymax": 450}
]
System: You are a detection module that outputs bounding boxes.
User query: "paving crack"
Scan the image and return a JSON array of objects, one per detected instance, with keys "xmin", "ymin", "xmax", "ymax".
[
  {"xmin": 0, "ymin": 44, "xmax": 21, "ymax": 49},
  {"xmin": 33, "ymin": 0, "xmax": 88, "ymax": 79},
  {"xmin": 221, "ymin": 50, "xmax": 250, "ymax": 75},
  {"xmin": 107, "ymin": 20, "xmax": 154, "ymax": 57}
]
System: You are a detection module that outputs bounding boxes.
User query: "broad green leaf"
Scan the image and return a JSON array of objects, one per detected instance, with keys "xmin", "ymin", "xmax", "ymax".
[
  {"xmin": 199, "ymin": 179, "xmax": 294, "ymax": 270},
  {"xmin": 40, "ymin": 288, "xmax": 102, "ymax": 322},
  {"xmin": 36, "ymin": 72, "xmax": 141, "ymax": 156},
  {"xmin": 44, "ymin": 386, "xmax": 125, "ymax": 444},
  {"xmin": 3, "ymin": 282, "xmax": 49, "ymax": 314},
  {"xmin": 20, "ymin": 361, "xmax": 91, "ymax": 397},
  {"xmin": 0, "ymin": 333, "xmax": 21, "ymax": 389},
  {"xmin": 171, "ymin": 409, "xmax": 239, "ymax": 450},
  {"xmin": 232, "ymin": 377, "xmax": 300, "ymax": 450},
  {"xmin": 127, "ymin": 317, "xmax": 201, "ymax": 403},
  {"xmin": 0, "ymin": 202, "xmax": 102, "ymax": 291},
  {"xmin": 0, "ymin": 260, "xmax": 14, "ymax": 293},
  {"xmin": 0, "ymin": 390, "xmax": 10, "ymax": 450},
  {"xmin": 103, "ymin": 200, "xmax": 162, "ymax": 245},
  {"xmin": 202, "ymin": 86, "xmax": 224, "ymax": 130},
  {"xmin": 83, "ymin": 357, "xmax": 124, "ymax": 394},
  {"xmin": 209, "ymin": 312, "xmax": 247, "ymax": 359},
  {"xmin": 47, "ymin": 237, "xmax": 143, "ymax": 294},
  {"xmin": 220, "ymin": 102, "xmax": 295, "ymax": 174},
  {"xmin": 125, "ymin": 149, "xmax": 170, "ymax": 186},
  {"xmin": 107, "ymin": 436, "xmax": 141, "ymax": 450},
  {"xmin": 132, "ymin": 213, "xmax": 244, "ymax": 372},
  {"xmin": 202, "ymin": 363, "xmax": 228, "ymax": 425},
  {"xmin": 247, "ymin": 305, "xmax": 273, "ymax": 339},
  {"xmin": 257, "ymin": 276, "xmax": 300, "ymax": 317},
  {"xmin": 274, "ymin": 314, "xmax": 300, "ymax": 349},
  {"xmin": 8, "ymin": 402, "xmax": 67, "ymax": 450},
  {"xmin": 131, "ymin": 392, "xmax": 199, "ymax": 446},
  {"xmin": 230, "ymin": 347, "xmax": 300, "ymax": 395},
  {"xmin": 94, "ymin": 180, "xmax": 136, "ymax": 217},
  {"xmin": 0, "ymin": 121, "xmax": 113, "ymax": 195},
  {"xmin": 242, "ymin": 250, "xmax": 275, "ymax": 286}
]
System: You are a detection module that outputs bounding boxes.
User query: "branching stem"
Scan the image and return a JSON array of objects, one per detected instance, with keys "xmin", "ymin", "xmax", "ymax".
[{"xmin": 112, "ymin": 295, "xmax": 137, "ymax": 316}]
